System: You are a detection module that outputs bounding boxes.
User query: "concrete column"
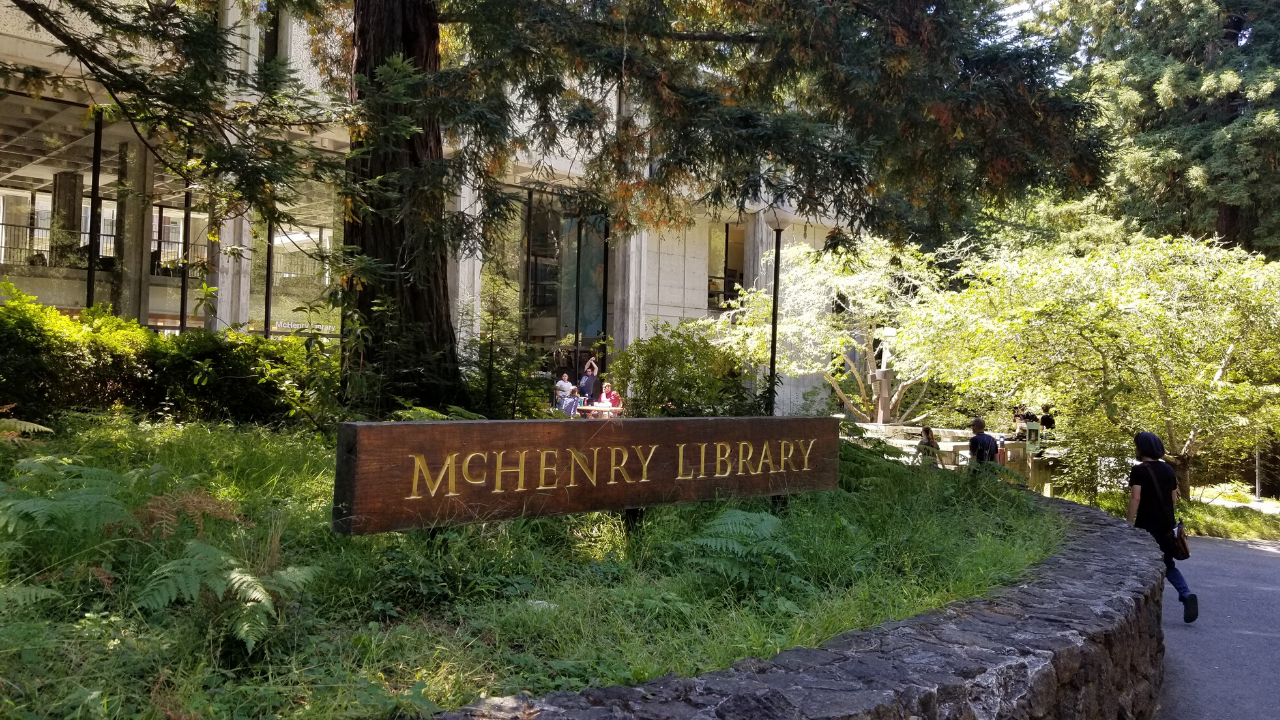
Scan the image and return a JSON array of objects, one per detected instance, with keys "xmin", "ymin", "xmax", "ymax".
[
  {"xmin": 113, "ymin": 141, "xmax": 153, "ymax": 322},
  {"xmin": 610, "ymin": 229, "xmax": 649, "ymax": 349},
  {"xmin": 743, "ymin": 211, "xmax": 772, "ymax": 291},
  {"xmin": 204, "ymin": 215, "xmax": 253, "ymax": 330},
  {"xmin": 50, "ymin": 171, "xmax": 83, "ymax": 267},
  {"xmin": 447, "ymin": 184, "xmax": 483, "ymax": 343}
]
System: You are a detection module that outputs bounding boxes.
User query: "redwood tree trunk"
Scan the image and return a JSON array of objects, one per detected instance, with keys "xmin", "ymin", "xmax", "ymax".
[{"xmin": 347, "ymin": 0, "xmax": 463, "ymax": 411}]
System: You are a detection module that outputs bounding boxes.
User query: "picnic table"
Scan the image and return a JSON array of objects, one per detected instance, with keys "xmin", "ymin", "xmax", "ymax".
[{"xmin": 576, "ymin": 403, "xmax": 624, "ymax": 418}]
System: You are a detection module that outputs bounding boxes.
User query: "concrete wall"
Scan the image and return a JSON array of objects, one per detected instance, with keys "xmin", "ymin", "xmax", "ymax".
[{"xmin": 441, "ymin": 496, "xmax": 1167, "ymax": 720}]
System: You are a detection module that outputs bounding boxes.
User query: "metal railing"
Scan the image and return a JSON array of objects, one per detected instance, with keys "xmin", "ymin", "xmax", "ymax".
[
  {"xmin": 708, "ymin": 275, "xmax": 740, "ymax": 309},
  {"xmin": 150, "ymin": 238, "xmax": 209, "ymax": 278},
  {"xmin": 0, "ymin": 222, "xmax": 117, "ymax": 268}
]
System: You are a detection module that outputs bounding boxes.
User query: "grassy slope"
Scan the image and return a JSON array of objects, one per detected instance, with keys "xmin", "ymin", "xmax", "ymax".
[
  {"xmin": 0, "ymin": 414, "xmax": 1063, "ymax": 719},
  {"xmin": 1089, "ymin": 490, "xmax": 1280, "ymax": 541}
]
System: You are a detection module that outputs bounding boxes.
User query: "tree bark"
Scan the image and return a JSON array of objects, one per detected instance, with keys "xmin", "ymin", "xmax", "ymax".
[
  {"xmin": 1170, "ymin": 455, "xmax": 1192, "ymax": 500},
  {"xmin": 348, "ymin": 0, "xmax": 463, "ymax": 410}
]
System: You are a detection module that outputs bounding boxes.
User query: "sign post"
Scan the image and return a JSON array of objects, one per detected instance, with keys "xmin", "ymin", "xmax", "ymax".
[{"xmin": 333, "ymin": 416, "xmax": 841, "ymax": 535}]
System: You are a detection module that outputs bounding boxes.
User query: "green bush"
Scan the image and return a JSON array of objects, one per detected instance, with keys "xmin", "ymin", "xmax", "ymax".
[
  {"xmin": 609, "ymin": 321, "xmax": 764, "ymax": 418},
  {"xmin": 0, "ymin": 285, "xmax": 151, "ymax": 417},
  {"xmin": 0, "ymin": 282, "xmax": 328, "ymax": 424}
]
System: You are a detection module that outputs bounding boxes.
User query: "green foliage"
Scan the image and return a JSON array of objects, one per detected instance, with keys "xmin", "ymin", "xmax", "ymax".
[
  {"xmin": 1084, "ymin": 490, "xmax": 1280, "ymax": 541},
  {"xmin": 137, "ymin": 540, "xmax": 317, "ymax": 653},
  {"xmin": 609, "ymin": 321, "xmax": 764, "ymax": 418},
  {"xmin": 0, "ymin": 415, "xmax": 1061, "ymax": 717},
  {"xmin": 0, "ymin": 283, "xmax": 337, "ymax": 424},
  {"xmin": 897, "ymin": 235, "xmax": 1280, "ymax": 490},
  {"xmin": 677, "ymin": 510, "xmax": 806, "ymax": 596},
  {"xmin": 1032, "ymin": 1, "xmax": 1280, "ymax": 251},
  {"xmin": 460, "ymin": 245, "xmax": 555, "ymax": 419}
]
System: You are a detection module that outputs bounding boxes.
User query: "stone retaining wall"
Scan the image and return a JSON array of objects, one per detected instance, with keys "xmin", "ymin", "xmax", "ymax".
[{"xmin": 442, "ymin": 496, "xmax": 1167, "ymax": 720}]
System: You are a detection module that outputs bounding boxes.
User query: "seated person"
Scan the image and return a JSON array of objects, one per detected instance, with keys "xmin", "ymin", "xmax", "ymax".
[
  {"xmin": 559, "ymin": 387, "xmax": 581, "ymax": 417},
  {"xmin": 602, "ymin": 382, "xmax": 623, "ymax": 410},
  {"xmin": 554, "ymin": 372, "xmax": 573, "ymax": 403}
]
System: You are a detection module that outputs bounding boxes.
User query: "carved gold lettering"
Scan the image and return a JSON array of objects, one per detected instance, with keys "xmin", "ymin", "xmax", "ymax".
[
  {"xmin": 698, "ymin": 443, "xmax": 708, "ymax": 478},
  {"xmin": 715, "ymin": 442, "xmax": 732, "ymax": 477},
  {"xmin": 609, "ymin": 446, "xmax": 633, "ymax": 483},
  {"xmin": 779, "ymin": 441, "xmax": 797, "ymax": 472},
  {"xmin": 494, "ymin": 450, "xmax": 528, "ymax": 492},
  {"xmin": 408, "ymin": 453, "xmax": 458, "ymax": 499},
  {"xmin": 568, "ymin": 447, "xmax": 600, "ymax": 487},
  {"xmin": 677, "ymin": 444, "xmax": 695, "ymax": 479},
  {"xmin": 632, "ymin": 445, "xmax": 657, "ymax": 482},
  {"xmin": 538, "ymin": 449, "xmax": 559, "ymax": 489},
  {"xmin": 758, "ymin": 441, "xmax": 777, "ymax": 474},
  {"xmin": 738, "ymin": 442, "xmax": 758, "ymax": 475},
  {"xmin": 463, "ymin": 452, "xmax": 488, "ymax": 485},
  {"xmin": 798, "ymin": 439, "xmax": 817, "ymax": 470}
]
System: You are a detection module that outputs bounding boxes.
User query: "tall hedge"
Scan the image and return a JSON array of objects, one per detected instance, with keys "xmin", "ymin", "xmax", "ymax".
[{"xmin": 0, "ymin": 282, "xmax": 319, "ymax": 423}]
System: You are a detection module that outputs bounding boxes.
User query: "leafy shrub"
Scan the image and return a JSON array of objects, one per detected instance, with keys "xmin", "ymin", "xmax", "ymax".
[
  {"xmin": 0, "ymin": 281, "xmax": 331, "ymax": 424},
  {"xmin": 609, "ymin": 321, "xmax": 764, "ymax": 418},
  {"xmin": 0, "ymin": 285, "xmax": 151, "ymax": 418}
]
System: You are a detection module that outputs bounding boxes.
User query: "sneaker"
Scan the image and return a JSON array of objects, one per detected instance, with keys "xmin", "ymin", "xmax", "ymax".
[{"xmin": 1182, "ymin": 594, "xmax": 1198, "ymax": 623}]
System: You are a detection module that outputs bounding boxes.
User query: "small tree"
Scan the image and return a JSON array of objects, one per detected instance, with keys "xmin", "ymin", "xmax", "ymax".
[
  {"xmin": 897, "ymin": 235, "xmax": 1280, "ymax": 495},
  {"xmin": 609, "ymin": 322, "xmax": 762, "ymax": 418},
  {"xmin": 712, "ymin": 239, "xmax": 941, "ymax": 422}
]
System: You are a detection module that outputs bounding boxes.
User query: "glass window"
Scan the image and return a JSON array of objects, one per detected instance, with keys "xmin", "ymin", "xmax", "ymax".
[
  {"xmin": 519, "ymin": 190, "xmax": 609, "ymax": 374},
  {"xmin": 708, "ymin": 222, "xmax": 745, "ymax": 308}
]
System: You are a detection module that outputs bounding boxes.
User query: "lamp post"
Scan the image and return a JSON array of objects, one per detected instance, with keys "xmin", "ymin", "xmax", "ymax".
[{"xmin": 763, "ymin": 202, "xmax": 794, "ymax": 416}]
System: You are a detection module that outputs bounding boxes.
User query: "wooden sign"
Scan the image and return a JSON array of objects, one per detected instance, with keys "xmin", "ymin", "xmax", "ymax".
[{"xmin": 333, "ymin": 416, "xmax": 841, "ymax": 535}]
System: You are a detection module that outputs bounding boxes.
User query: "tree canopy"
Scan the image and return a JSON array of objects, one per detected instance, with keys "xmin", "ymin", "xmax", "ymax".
[
  {"xmin": 1033, "ymin": 0, "xmax": 1280, "ymax": 251},
  {"xmin": 896, "ymin": 235, "xmax": 1280, "ymax": 490},
  {"xmin": 2, "ymin": 0, "xmax": 1107, "ymax": 410}
]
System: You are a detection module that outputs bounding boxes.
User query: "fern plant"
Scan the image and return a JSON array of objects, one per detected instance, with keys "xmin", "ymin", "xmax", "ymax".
[
  {"xmin": 0, "ymin": 460, "xmax": 137, "ymax": 537},
  {"xmin": 0, "ymin": 404, "xmax": 52, "ymax": 447},
  {"xmin": 136, "ymin": 540, "xmax": 317, "ymax": 652},
  {"xmin": 677, "ymin": 509, "xmax": 807, "ymax": 595}
]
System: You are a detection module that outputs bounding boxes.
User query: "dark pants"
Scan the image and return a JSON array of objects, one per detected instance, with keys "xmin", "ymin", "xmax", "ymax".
[
  {"xmin": 1164, "ymin": 554, "xmax": 1192, "ymax": 600},
  {"xmin": 1146, "ymin": 527, "xmax": 1192, "ymax": 600}
]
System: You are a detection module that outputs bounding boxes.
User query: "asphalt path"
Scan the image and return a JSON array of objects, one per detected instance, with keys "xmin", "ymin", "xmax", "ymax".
[{"xmin": 1157, "ymin": 536, "xmax": 1280, "ymax": 719}]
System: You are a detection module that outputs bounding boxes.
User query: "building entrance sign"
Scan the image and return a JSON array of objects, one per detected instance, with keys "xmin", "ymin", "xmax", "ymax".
[{"xmin": 332, "ymin": 417, "xmax": 840, "ymax": 535}]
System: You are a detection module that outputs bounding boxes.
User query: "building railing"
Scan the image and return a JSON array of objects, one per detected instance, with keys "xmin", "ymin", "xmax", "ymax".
[
  {"xmin": 708, "ymin": 275, "xmax": 740, "ymax": 309},
  {"xmin": 0, "ymin": 223, "xmax": 117, "ymax": 268},
  {"xmin": 150, "ymin": 239, "xmax": 209, "ymax": 278}
]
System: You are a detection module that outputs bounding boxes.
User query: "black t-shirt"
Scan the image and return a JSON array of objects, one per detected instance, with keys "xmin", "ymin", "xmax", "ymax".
[
  {"xmin": 1040, "ymin": 414, "xmax": 1056, "ymax": 430},
  {"xmin": 578, "ymin": 374, "xmax": 597, "ymax": 401},
  {"xmin": 1129, "ymin": 461, "xmax": 1177, "ymax": 534},
  {"xmin": 969, "ymin": 433, "xmax": 999, "ymax": 463}
]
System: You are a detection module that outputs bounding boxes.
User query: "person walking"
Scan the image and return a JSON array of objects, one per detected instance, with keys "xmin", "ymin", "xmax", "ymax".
[
  {"xmin": 968, "ymin": 417, "xmax": 999, "ymax": 467},
  {"xmin": 1127, "ymin": 431, "xmax": 1198, "ymax": 623}
]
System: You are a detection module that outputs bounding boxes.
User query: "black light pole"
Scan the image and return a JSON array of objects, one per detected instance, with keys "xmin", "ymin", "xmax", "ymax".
[
  {"xmin": 766, "ymin": 226, "xmax": 782, "ymax": 416},
  {"xmin": 85, "ymin": 108, "xmax": 103, "ymax": 308},
  {"xmin": 763, "ymin": 203, "xmax": 793, "ymax": 416},
  {"xmin": 264, "ymin": 218, "xmax": 275, "ymax": 338},
  {"xmin": 179, "ymin": 145, "xmax": 192, "ymax": 332}
]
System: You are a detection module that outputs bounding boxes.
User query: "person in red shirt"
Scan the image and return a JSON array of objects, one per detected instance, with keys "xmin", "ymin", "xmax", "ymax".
[{"xmin": 602, "ymin": 382, "xmax": 623, "ymax": 410}]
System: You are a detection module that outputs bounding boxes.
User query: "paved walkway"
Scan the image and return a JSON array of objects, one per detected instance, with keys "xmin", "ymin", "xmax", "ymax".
[{"xmin": 1157, "ymin": 536, "xmax": 1280, "ymax": 719}]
